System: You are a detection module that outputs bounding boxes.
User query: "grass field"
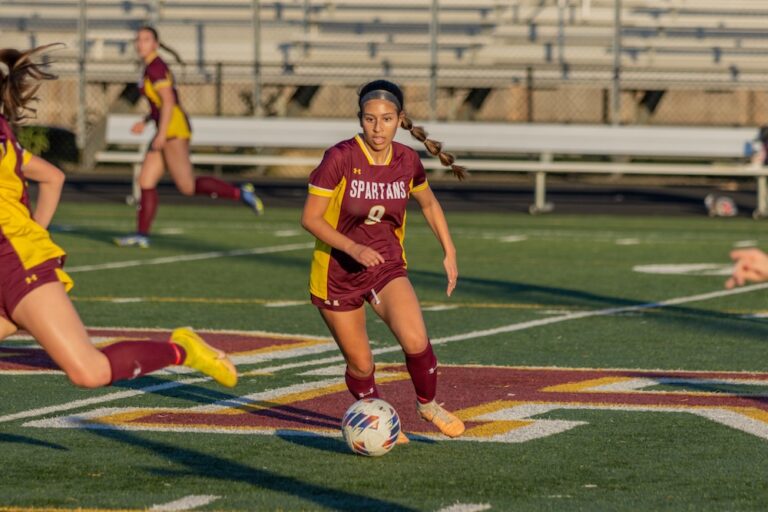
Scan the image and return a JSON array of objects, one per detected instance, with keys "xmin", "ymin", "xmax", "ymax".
[{"xmin": 2, "ymin": 199, "xmax": 768, "ymax": 511}]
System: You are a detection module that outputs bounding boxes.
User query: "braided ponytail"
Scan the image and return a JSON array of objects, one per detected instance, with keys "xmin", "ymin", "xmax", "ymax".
[
  {"xmin": 359, "ymin": 79, "xmax": 467, "ymax": 181},
  {"xmin": 401, "ymin": 115, "xmax": 467, "ymax": 181},
  {"xmin": 0, "ymin": 43, "xmax": 61, "ymax": 126}
]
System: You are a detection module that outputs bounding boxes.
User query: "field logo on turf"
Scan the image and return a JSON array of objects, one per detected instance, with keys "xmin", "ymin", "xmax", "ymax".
[{"xmin": 23, "ymin": 364, "xmax": 768, "ymax": 444}]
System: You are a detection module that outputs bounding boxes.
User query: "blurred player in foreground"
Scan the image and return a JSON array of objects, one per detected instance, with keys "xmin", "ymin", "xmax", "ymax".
[
  {"xmin": 301, "ymin": 79, "xmax": 467, "ymax": 441},
  {"xmin": 726, "ymin": 248, "xmax": 768, "ymax": 288},
  {"xmin": 114, "ymin": 26, "xmax": 263, "ymax": 249},
  {"xmin": 0, "ymin": 45, "xmax": 236, "ymax": 389}
]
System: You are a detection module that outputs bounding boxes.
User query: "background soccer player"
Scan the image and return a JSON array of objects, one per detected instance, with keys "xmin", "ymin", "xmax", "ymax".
[
  {"xmin": 0, "ymin": 45, "xmax": 237, "ymax": 390},
  {"xmin": 301, "ymin": 79, "xmax": 467, "ymax": 440},
  {"xmin": 114, "ymin": 26, "xmax": 264, "ymax": 249}
]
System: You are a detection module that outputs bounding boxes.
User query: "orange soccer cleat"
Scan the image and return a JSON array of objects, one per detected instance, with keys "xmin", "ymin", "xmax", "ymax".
[{"xmin": 417, "ymin": 400, "xmax": 465, "ymax": 438}]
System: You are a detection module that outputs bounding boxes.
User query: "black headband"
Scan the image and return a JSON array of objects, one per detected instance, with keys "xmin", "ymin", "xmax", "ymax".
[{"xmin": 359, "ymin": 89, "xmax": 402, "ymax": 111}]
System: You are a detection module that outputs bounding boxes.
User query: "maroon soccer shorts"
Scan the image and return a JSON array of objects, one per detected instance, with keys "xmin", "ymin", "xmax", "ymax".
[
  {"xmin": 311, "ymin": 265, "xmax": 408, "ymax": 312},
  {"xmin": 0, "ymin": 241, "xmax": 68, "ymax": 321}
]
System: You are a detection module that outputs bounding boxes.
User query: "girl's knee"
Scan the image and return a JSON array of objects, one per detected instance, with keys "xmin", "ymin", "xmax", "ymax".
[{"xmin": 64, "ymin": 358, "xmax": 111, "ymax": 389}]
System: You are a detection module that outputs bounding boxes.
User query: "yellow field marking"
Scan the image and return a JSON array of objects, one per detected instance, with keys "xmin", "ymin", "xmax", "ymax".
[
  {"xmin": 235, "ymin": 338, "xmax": 330, "ymax": 356},
  {"xmin": 71, "ymin": 296, "xmax": 588, "ymax": 311},
  {"xmin": 540, "ymin": 376, "xmax": 766, "ymax": 397},
  {"xmin": 89, "ymin": 373, "xmax": 413, "ymax": 428},
  {"xmin": 541, "ymin": 376, "xmax": 636, "ymax": 392},
  {"xmin": 453, "ymin": 400, "xmax": 534, "ymax": 438},
  {"xmin": 72, "ymin": 296, "xmax": 276, "ymax": 305},
  {"xmin": 217, "ymin": 371, "xmax": 410, "ymax": 415},
  {"xmin": 726, "ymin": 406, "xmax": 768, "ymax": 424}
]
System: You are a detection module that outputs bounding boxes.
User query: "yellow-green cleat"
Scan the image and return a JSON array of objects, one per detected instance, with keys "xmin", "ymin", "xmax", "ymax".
[{"xmin": 170, "ymin": 327, "xmax": 238, "ymax": 388}]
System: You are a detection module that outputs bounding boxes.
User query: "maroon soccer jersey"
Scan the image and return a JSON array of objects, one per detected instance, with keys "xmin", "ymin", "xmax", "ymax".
[
  {"xmin": 140, "ymin": 54, "xmax": 182, "ymax": 123},
  {"xmin": 307, "ymin": 135, "xmax": 428, "ymax": 303}
]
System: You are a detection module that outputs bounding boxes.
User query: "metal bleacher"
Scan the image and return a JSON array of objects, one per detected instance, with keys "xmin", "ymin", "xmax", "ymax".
[{"xmin": 3, "ymin": 0, "xmax": 768, "ymax": 86}]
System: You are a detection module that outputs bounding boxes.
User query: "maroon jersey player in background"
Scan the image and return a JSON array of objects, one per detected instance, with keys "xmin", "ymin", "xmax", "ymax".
[
  {"xmin": 301, "ymin": 79, "xmax": 467, "ymax": 441},
  {"xmin": 114, "ymin": 26, "xmax": 264, "ymax": 249}
]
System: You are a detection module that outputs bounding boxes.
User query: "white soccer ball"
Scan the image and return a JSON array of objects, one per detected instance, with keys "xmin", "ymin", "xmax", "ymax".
[{"xmin": 341, "ymin": 398, "xmax": 401, "ymax": 457}]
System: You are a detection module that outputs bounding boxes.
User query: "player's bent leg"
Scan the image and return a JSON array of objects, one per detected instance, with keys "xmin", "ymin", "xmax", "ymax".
[
  {"xmin": 163, "ymin": 139, "xmax": 196, "ymax": 196},
  {"xmin": 318, "ymin": 307, "xmax": 378, "ymax": 398},
  {"xmin": 370, "ymin": 277, "xmax": 429, "ymax": 354},
  {"xmin": 169, "ymin": 327, "xmax": 238, "ymax": 387},
  {"xmin": 371, "ymin": 277, "xmax": 465, "ymax": 437},
  {"xmin": 12, "ymin": 282, "xmax": 112, "ymax": 388},
  {"xmin": 115, "ymin": 151, "xmax": 164, "ymax": 247}
]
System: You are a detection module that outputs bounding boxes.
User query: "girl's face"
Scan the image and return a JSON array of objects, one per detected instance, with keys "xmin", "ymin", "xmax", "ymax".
[
  {"xmin": 359, "ymin": 98, "xmax": 402, "ymax": 154},
  {"xmin": 135, "ymin": 29, "xmax": 158, "ymax": 60}
]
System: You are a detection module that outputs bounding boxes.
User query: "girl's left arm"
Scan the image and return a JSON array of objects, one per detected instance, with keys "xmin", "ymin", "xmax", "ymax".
[
  {"xmin": 412, "ymin": 186, "xmax": 458, "ymax": 297},
  {"xmin": 21, "ymin": 155, "xmax": 65, "ymax": 229}
]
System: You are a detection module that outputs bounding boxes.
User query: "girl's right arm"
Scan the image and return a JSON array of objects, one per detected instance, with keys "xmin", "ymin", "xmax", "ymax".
[
  {"xmin": 21, "ymin": 155, "xmax": 65, "ymax": 229},
  {"xmin": 301, "ymin": 194, "xmax": 384, "ymax": 267}
]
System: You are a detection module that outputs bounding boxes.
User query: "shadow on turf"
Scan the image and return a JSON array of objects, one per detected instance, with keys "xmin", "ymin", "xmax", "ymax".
[
  {"xmin": 276, "ymin": 431, "xmax": 436, "ymax": 455},
  {"xmin": 410, "ymin": 269, "xmax": 768, "ymax": 344},
  {"xmin": 88, "ymin": 428, "xmax": 418, "ymax": 511},
  {"xmin": 275, "ymin": 431, "xmax": 349, "ymax": 454},
  {"xmin": 0, "ymin": 433, "xmax": 68, "ymax": 451}
]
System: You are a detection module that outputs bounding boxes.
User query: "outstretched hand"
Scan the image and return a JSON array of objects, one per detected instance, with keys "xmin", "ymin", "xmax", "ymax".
[{"xmin": 725, "ymin": 248, "xmax": 768, "ymax": 288}]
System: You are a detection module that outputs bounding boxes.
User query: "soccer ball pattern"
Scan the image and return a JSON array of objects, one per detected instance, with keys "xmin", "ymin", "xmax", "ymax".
[{"xmin": 341, "ymin": 398, "xmax": 401, "ymax": 457}]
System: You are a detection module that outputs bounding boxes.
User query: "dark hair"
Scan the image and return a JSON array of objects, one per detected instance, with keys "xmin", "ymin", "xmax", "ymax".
[
  {"xmin": 0, "ymin": 44, "xmax": 61, "ymax": 126},
  {"xmin": 138, "ymin": 25, "xmax": 185, "ymax": 68},
  {"xmin": 758, "ymin": 125, "xmax": 768, "ymax": 143},
  {"xmin": 358, "ymin": 79, "xmax": 467, "ymax": 180}
]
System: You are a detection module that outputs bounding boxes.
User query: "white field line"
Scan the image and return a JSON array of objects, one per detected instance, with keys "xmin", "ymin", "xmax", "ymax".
[
  {"xmin": 66, "ymin": 242, "xmax": 313, "ymax": 273},
  {"xmin": 4, "ymin": 282, "xmax": 768, "ymax": 425},
  {"xmin": 436, "ymin": 504, "xmax": 492, "ymax": 512},
  {"xmin": 150, "ymin": 495, "xmax": 221, "ymax": 511},
  {"xmin": 0, "ymin": 378, "xmax": 206, "ymax": 424},
  {"xmin": 251, "ymin": 281, "xmax": 768, "ymax": 374}
]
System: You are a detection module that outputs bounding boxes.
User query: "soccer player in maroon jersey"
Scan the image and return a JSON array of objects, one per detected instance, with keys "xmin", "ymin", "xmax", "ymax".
[
  {"xmin": 114, "ymin": 26, "xmax": 264, "ymax": 249},
  {"xmin": 0, "ymin": 45, "xmax": 237, "ymax": 389},
  {"xmin": 301, "ymin": 79, "xmax": 467, "ymax": 440}
]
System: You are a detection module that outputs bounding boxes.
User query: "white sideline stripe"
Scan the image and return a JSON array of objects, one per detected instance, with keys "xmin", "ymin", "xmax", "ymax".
[
  {"xmin": 0, "ymin": 378, "xmax": 206, "ymax": 424},
  {"xmin": 66, "ymin": 242, "xmax": 313, "ymax": 273},
  {"xmin": 150, "ymin": 495, "xmax": 220, "ymax": 511},
  {"xmin": 5, "ymin": 282, "xmax": 768, "ymax": 425},
  {"xmin": 436, "ymin": 504, "xmax": 491, "ymax": 512}
]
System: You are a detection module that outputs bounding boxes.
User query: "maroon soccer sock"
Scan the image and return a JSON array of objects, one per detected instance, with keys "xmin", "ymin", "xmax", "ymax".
[
  {"xmin": 344, "ymin": 367, "xmax": 380, "ymax": 399},
  {"xmin": 137, "ymin": 188, "xmax": 158, "ymax": 236},
  {"xmin": 101, "ymin": 341, "xmax": 186, "ymax": 384},
  {"xmin": 194, "ymin": 176, "xmax": 240, "ymax": 200},
  {"xmin": 405, "ymin": 342, "xmax": 438, "ymax": 404}
]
